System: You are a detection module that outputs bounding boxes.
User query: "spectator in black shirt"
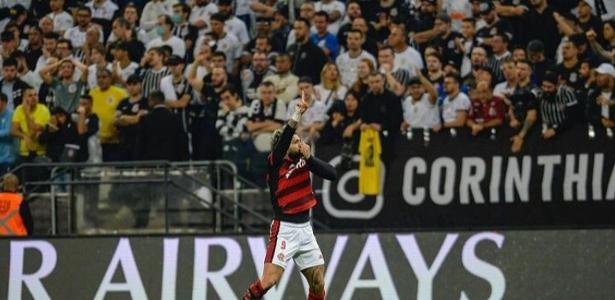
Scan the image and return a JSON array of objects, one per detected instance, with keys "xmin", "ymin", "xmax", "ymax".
[
  {"xmin": 522, "ymin": 0, "xmax": 560, "ymax": 58},
  {"xmin": 40, "ymin": 95, "xmax": 102, "ymax": 163},
  {"xmin": 114, "ymin": 75, "xmax": 148, "ymax": 161},
  {"xmin": 288, "ymin": 18, "xmax": 328, "ymax": 85},
  {"xmin": 527, "ymin": 40, "xmax": 554, "ymax": 85},
  {"xmin": 0, "ymin": 58, "xmax": 32, "ymax": 110},
  {"xmin": 25, "ymin": 26, "xmax": 43, "ymax": 71},
  {"xmin": 39, "ymin": 107, "xmax": 80, "ymax": 162},
  {"xmin": 495, "ymin": 0, "xmax": 531, "ymax": 46},
  {"xmin": 361, "ymin": 72, "xmax": 402, "ymax": 162},
  {"xmin": 271, "ymin": 11, "xmax": 291, "ymax": 51},
  {"xmin": 0, "ymin": 29, "xmax": 18, "ymax": 62},
  {"xmin": 575, "ymin": 0, "xmax": 604, "ymax": 42},
  {"xmin": 351, "ymin": 17, "xmax": 379, "ymax": 57},
  {"xmin": 188, "ymin": 66, "xmax": 227, "ymax": 160},
  {"xmin": 136, "ymin": 91, "xmax": 186, "ymax": 161},
  {"xmin": 320, "ymin": 90, "xmax": 362, "ymax": 145},
  {"xmin": 556, "ymin": 39, "xmax": 583, "ymax": 91},
  {"xmin": 476, "ymin": 0, "xmax": 514, "ymax": 44},
  {"xmin": 75, "ymin": 95, "xmax": 102, "ymax": 163},
  {"xmin": 171, "ymin": 3, "xmax": 198, "ymax": 61},
  {"xmin": 336, "ymin": 1, "xmax": 363, "ymax": 51},
  {"xmin": 408, "ymin": 0, "xmax": 437, "ymax": 45},
  {"xmin": 433, "ymin": 13, "xmax": 464, "ymax": 69},
  {"xmin": 107, "ymin": 17, "xmax": 145, "ymax": 63},
  {"xmin": 510, "ymin": 60, "xmax": 538, "ymax": 153}
]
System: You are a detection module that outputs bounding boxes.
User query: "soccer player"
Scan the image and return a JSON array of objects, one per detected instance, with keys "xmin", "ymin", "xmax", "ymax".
[{"xmin": 243, "ymin": 93, "xmax": 337, "ymax": 300}]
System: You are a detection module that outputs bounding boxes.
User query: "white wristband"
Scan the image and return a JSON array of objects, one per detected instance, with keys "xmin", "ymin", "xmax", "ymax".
[{"xmin": 291, "ymin": 110, "xmax": 301, "ymax": 123}]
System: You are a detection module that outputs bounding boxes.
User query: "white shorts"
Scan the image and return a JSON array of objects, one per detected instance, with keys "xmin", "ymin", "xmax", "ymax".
[{"xmin": 264, "ymin": 220, "xmax": 325, "ymax": 271}]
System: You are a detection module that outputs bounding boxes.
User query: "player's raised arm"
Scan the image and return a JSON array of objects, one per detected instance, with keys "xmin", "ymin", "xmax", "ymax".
[
  {"xmin": 270, "ymin": 92, "xmax": 308, "ymax": 166},
  {"xmin": 299, "ymin": 143, "xmax": 337, "ymax": 181}
]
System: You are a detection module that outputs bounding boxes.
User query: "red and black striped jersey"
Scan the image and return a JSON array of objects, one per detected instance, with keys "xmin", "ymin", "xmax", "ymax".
[{"xmin": 267, "ymin": 125, "xmax": 337, "ymax": 223}]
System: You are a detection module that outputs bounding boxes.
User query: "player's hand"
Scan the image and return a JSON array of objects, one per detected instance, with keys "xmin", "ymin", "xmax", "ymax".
[{"xmin": 299, "ymin": 142, "xmax": 311, "ymax": 159}]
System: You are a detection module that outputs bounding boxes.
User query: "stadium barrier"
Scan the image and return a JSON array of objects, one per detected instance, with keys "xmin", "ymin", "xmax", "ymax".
[
  {"xmin": 314, "ymin": 124, "xmax": 615, "ymax": 229},
  {"xmin": 1, "ymin": 229, "xmax": 614, "ymax": 299}
]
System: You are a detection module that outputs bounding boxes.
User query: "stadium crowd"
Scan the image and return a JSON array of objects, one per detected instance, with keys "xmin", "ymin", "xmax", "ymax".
[{"xmin": 0, "ymin": 0, "xmax": 614, "ymax": 179}]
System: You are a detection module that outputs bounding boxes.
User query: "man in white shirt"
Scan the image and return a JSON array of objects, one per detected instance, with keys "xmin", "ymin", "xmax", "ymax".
[
  {"xmin": 314, "ymin": 0, "xmax": 346, "ymax": 35},
  {"xmin": 146, "ymin": 15, "xmax": 186, "ymax": 58},
  {"xmin": 493, "ymin": 59, "xmax": 517, "ymax": 105},
  {"xmin": 388, "ymin": 26, "xmax": 423, "ymax": 76},
  {"xmin": 217, "ymin": 0, "xmax": 250, "ymax": 46},
  {"xmin": 159, "ymin": 55, "xmax": 192, "ymax": 112},
  {"xmin": 246, "ymin": 81, "xmax": 287, "ymax": 152},
  {"xmin": 336, "ymin": 29, "xmax": 376, "ymax": 87},
  {"xmin": 190, "ymin": 0, "xmax": 218, "ymax": 35},
  {"xmin": 441, "ymin": 73, "xmax": 471, "ymax": 128},
  {"xmin": 111, "ymin": 42, "xmax": 139, "ymax": 85},
  {"xmin": 264, "ymin": 54, "xmax": 299, "ymax": 104},
  {"xmin": 203, "ymin": 13, "xmax": 242, "ymax": 73},
  {"xmin": 401, "ymin": 74, "xmax": 440, "ymax": 131},
  {"xmin": 64, "ymin": 6, "xmax": 103, "ymax": 49},
  {"xmin": 47, "ymin": 0, "xmax": 73, "ymax": 35}
]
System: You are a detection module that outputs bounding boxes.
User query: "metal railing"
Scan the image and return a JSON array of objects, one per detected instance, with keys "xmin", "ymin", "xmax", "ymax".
[{"xmin": 7, "ymin": 160, "xmax": 287, "ymax": 235}]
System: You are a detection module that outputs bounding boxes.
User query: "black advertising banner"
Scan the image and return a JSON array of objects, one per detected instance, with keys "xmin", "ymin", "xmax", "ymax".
[
  {"xmin": 313, "ymin": 125, "xmax": 615, "ymax": 229},
  {"xmin": 1, "ymin": 231, "xmax": 615, "ymax": 299}
]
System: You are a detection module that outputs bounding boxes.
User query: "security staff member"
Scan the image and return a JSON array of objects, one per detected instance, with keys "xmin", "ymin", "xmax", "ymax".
[{"xmin": 0, "ymin": 173, "xmax": 32, "ymax": 236}]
